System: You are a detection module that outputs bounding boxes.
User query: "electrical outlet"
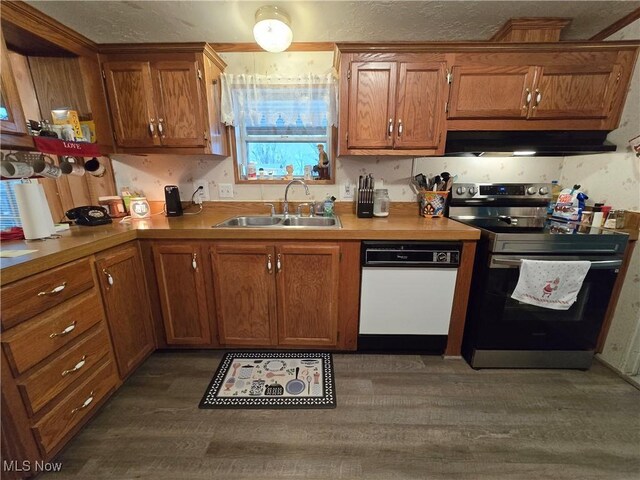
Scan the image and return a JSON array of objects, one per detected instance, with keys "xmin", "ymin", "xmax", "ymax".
[
  {"xmin": 341, "ymin": 183, "xmax": 354, "ymax": 200},
  {"xmin": 193, "ymin": 180, "xmax": 210, "ymax": 203},
  {"xmin": 218, "ymin": 183, "xmax": 234, "ymax": 198}
]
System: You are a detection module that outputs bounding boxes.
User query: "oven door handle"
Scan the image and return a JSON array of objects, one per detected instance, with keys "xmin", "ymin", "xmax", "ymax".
[{"xmin": 491, "ymin": 257, "xmax": 623, "ymax": 269}]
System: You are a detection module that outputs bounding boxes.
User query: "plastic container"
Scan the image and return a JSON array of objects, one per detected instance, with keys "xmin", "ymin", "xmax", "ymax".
[
  {"xmin": 373, "ymin": 189, "xmax": 390, "ymax": 217},
  {"xmin": 247, "ymin": 162, "xmax": 257, "ymax": 180},
  {"xmin": 547, "ymin": 180, "xmax": 563, "ymax": 215}
]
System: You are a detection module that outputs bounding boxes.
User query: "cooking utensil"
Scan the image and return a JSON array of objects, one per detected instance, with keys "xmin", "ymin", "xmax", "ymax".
[
  {"xmin": 432, "ymin": 175, "xmax": 441, "ymax": 191},
  {"xmin": 231, "ymin": 362, "xmax": 241, "ymax": 376},
  {"xmin": 265, "ymin": 372, "xmax": 285, "ymax": 378},
  {"xmin": 306, "ymin": 375, "xmax": 312, "ymax": 394},
  {"xmin": 285, "ymin": 367, "xmax": 305, "ymax": 395}
]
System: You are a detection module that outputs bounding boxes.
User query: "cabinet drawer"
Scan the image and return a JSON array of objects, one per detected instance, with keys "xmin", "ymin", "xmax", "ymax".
[
  {"xmin": 32, "ymin": 358, "xmax": 117, "ymax": 456},
  {"xmin": 18, "ymin": 325, "xmax": 112, "ymax": 416},
  {"xmin": 1, "ymin": 257, "xmax": 95, "ymax": 330},
  {"xmin": 2, "ymin": 291, "xmax": 104, "ymax": 376}
]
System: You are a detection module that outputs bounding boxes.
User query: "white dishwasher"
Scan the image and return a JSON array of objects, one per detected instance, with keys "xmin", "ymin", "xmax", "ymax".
[{"xmin": 358, "ymin": 241, "xmax": 460, "ymax": 353}]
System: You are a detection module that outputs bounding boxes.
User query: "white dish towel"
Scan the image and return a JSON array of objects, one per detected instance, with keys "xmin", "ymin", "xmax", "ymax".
[{"xmin": 511, "ymin": 260, "xmax": 591, "ymax": 311}]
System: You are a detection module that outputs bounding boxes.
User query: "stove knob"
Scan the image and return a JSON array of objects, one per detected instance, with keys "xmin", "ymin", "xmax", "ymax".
[
  {"xmin": 468, "ymin": 186, "xmax": 477, "ymax": 195},
  {"xmin": 436, "ymin": 252, "xmax": 448, "ymax": 263},
  {"xmin": 539, "ymin": 186, "xmax": 550, "ymax": 195},
  {"xmin": 527, "ymin": 186, "xmax": 537, "ymax": 195},
  {"xmin": 456, "ymin": 186, "xmax": 466, "ymax": 195}
]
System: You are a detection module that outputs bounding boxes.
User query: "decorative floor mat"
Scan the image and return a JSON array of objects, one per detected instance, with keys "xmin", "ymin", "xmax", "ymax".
[{"xmin": 199, "ymin": 352, "xmax": 336, "ymax": 409}]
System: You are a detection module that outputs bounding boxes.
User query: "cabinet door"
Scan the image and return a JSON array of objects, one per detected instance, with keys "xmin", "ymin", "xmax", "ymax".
[
  {"xmin": 276, "ymin": 244, "xmax": 340, "ymax": 347},
  {"xmin": 0, "ymin": 32, "xmax": 27, "ymax": 135},
  {"xmin": 210, "ymin": 244, "xmax": 277, "ymax": 346},
  {"xmin": 529, "ymin": 64, "xmax": 621, "ymax": 120},
  {"xmin": 103, "ymin": 61, "xmax": 160, "ymax": 147},
  {"xmin": 152, "ymin": 61, "xmax": 206, "ymax": 147},
  {"xmin": 448, "ymin": 65, "xmax": 536, "ymax": 119},
  {"xmin": 394, "ymin": 62, "xmax": 447, "ymax": 150},
  {"xmin": 347, "ymin": 61, "xmax": 397, "ymax": 149},
  {"xmin": 96, "ymin": 244, "xmax": 155, "ymax": 378},
  {"xmin": 153, "ymin": 244, "xmax": 211, "ymax": 345}
]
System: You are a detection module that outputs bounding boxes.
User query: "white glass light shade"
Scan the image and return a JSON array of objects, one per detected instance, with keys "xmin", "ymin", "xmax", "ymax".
[{"xmin": 253, "ymin": 6, "xmax": 293, "ymax": 53}]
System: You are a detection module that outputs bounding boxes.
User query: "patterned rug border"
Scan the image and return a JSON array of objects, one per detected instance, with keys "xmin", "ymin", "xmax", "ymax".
[{"xmin": 199, "ymin": 352, "xmax": 336, "ymax": 409}]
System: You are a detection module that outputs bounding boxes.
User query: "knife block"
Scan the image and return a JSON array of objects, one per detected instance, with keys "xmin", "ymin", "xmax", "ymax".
[{"xmin": 357, "ymin": 188, "xmax": 374, "ymax": 218}]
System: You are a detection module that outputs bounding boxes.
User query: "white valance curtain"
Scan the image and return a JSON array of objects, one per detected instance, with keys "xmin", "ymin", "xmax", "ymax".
[{"xmin": 220, "ymin": 73, "xmax": 338, "ymax": 129}]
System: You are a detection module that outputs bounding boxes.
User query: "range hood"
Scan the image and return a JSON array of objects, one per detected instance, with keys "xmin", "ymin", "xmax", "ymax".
[{"xmin": 444, "ymin": 131, "xmax": 616, "ymax": 157}]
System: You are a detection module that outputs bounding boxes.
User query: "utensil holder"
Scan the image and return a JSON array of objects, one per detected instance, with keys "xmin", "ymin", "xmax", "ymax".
[
  {"xmin": 419, "ymin": 191, "xmax": 449, "ymax": 217},
  {"xmin": 356, "ymin": 188, "xmax": 374, "ymax": 218}
]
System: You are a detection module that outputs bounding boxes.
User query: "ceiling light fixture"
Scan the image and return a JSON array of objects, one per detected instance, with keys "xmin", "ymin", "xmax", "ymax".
[
  {"xmin": 253, "ymin": 5, "xmax": 293, "ymax": 53},
  {"xmin": 513, "ymin": 150, "xmax": 537, "ymax": 156}
]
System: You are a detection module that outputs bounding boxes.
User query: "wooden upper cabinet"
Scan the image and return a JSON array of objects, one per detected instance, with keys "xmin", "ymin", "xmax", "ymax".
[
  {"xmin": 347, "ymin": 61, "xmax": 397, "ymax": 149},
  {"xmin": 0, "ymin": 31, "xmax": 27, "ymax": 135},
  {"xmin": 340, "ymin": 55, "xmax": 448, "ymax": 155},
  {"xmin": 394, "ymin": 62, "xmax": 447, "ymax": 149},
  {"xmin": 152, "ymin": 243, "xmax": 212, "ymax": 345},
  {"xmin": 529, "ymin": 64, "xmax": 621, "ymax": 120},
  {"xmin": 95, "ymin": 243, "xmax": 155, "ymax": 379},
  {"xmin": 276, "ymin": 244, "xmax": 340, "ymax": 347},
  {"xmin": 152, "ymin": 61, "xmax": 206, "ymax": 147},
  {"xmin": 447, "ymin": 65, "xmax": 536, "ymax": 119},
  {"xmin": 101, "ymin": 45, "xmax": 228, "ymax": 154},
  {"xmin": 103, "ymin": 61, "xmax": 159, "ymax": 148},
  {"xmin": 210, "ymin": 243, "xmax": 277, "ymax": 346}
]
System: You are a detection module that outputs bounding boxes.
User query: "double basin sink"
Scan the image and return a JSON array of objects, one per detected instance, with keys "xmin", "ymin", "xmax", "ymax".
[{"xmin": 215, "ymin": 215, "xmax": 341, "ymax": 229}]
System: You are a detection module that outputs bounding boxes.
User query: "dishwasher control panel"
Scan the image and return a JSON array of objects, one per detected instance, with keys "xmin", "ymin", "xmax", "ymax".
[{"xmin": 362, "ymin": 242, "xmax": 461, "ymax": 267}]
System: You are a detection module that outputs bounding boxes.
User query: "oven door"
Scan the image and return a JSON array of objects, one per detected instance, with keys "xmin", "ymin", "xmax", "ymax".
[{"xmin": 468, "ymin": 255, "xmax": 622, "ymax": 351}]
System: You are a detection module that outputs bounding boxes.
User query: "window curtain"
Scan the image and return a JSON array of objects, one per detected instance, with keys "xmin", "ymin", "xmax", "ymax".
[{"xmin": 220, "ymin": 74, "xmax": 338, "ymax": 129}]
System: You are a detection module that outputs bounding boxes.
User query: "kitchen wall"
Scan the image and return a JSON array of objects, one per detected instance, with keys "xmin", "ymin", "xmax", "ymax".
[{"xmin": 580, "ymin": 19, "xmax": 640, "ymax": 378}]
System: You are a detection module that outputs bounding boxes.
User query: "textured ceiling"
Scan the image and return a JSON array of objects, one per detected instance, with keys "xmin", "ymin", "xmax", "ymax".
[{"xmin": 25, "ymin": 1, "xmax": 640, "ymax": 44}]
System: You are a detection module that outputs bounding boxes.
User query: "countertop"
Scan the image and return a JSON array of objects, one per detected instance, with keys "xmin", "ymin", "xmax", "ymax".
[{"xmin": 0, "ymin": 209, "xmax": 480, "ymax": 286}]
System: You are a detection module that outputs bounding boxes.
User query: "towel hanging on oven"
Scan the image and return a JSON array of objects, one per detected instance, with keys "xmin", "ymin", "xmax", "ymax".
[{"xmin": 511, "ymin": 260, "xmax": 591, "ymax": 311}]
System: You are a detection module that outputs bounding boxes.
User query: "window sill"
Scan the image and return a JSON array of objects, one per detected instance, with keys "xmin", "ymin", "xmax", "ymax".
[{"xmin": 236, "ymin": 178, "xmax": 335, "ymax": 185}]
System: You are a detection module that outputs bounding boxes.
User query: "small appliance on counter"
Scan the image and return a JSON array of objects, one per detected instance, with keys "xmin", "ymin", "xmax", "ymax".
[
  {"xmin": 449, "ymin": 182, "xmax": 628, "ymax": 369},
  {"xmin": 65, "ymin": 206, "xmax": 112, "ymax": 226},
  {"xmin": 164, "ymin": 185, "xmax": 183, "ymax": 217}
]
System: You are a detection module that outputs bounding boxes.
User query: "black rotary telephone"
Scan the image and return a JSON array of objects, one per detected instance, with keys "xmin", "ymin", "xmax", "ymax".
[{"xmin": 65, "ymin": 206, "xmax": 112, "ymax": 226}]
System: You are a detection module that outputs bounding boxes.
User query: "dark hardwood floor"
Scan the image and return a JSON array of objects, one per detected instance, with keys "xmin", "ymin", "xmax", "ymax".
[{"xmin": 40, "ymin": 351, "xmax": 640, "ymax": 479}]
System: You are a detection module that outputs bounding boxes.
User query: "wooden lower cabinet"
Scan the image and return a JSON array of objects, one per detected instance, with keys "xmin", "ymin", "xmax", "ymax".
[
  {"xmin": 210, "ymin": 243, "xmax": 278, "ymax": 346},
  {"xmin": 95, "ymin": 243, "xmax": 155, "ymax": 378},
  {"xmin": 152, "ymin": 243, "xmax": 212, "ymax": 345},
  {"xmin": 210, "ymin": 241, "xmax": 350, "ymax": 349},
  {"xmin": 276, "ymin": 244, "xmax": 340, "ymax": 347}
]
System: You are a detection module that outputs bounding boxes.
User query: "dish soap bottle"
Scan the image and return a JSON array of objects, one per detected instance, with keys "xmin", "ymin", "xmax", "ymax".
[{"xmin": 323, "ymin": 195, "xmax": 335, "ymax": 217}]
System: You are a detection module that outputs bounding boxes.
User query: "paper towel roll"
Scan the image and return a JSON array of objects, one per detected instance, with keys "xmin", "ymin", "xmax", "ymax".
[{"xmin": 14, "ymin": 182, "xmax": 56, "ymax": 240}]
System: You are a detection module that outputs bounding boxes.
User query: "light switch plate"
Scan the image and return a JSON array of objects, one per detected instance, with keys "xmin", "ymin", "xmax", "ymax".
[{"xmin": 218, "ymin": 183, "xmax": 233, "ymax": 198}]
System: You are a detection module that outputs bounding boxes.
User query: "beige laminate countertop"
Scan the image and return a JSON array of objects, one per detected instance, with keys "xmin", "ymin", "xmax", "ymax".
[{"xmin": 0, "ymin": 211, "xmax": 480, "ymax": 286}]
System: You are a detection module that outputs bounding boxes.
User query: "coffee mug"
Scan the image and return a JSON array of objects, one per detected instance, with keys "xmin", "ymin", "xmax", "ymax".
[
  {"xmin": 60, "ymin": 159, "xmax": 85, "ymax": 176},
  {"xmin": 1, "ymin": 161, "xmax": 34, "ymax": 178},
  {"xmin": 32, "ymin": 156, "xmax": 62, "ymax": 179},
  {"xmin": 84, "ymin": 157, "xmax": 106, "ymax": 177}
]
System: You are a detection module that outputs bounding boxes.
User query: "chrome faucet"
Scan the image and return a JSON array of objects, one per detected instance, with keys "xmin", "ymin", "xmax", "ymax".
[{"xmin": 283, "ymin": 179, "xmax": 310, "ymax": 216}]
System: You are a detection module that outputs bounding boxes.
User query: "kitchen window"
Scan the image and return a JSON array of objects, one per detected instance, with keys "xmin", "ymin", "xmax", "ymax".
[
  {"xmin": 0, "ymin": 179, "xmax": 22, "ymax": 229},
  {"xmin": 221, "ymin": 74, "xmax": 337, "ymax": 183}
]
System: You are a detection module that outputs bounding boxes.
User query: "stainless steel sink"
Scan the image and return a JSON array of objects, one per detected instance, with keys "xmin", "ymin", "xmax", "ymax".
[
  {"xmin": 214, "ymin": 215, "xmax": 341, "ymax": 229},
  {"xmin": 281, "ymin": 216, "xmax": 341, "ymax": 228}
]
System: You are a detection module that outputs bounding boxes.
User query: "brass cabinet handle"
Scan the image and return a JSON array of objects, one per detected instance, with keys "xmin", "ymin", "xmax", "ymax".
[
  {"xmin": 397, "ymin": 119, "xmax": 403, "ymax": 137},
  {"xmin": 158, "ymin": 118, "xmax": 165, "ymax": 138},
  {"xmin": 523, "ymin": 88, "xmax": 532, "ymax": 108},
  {"xmin": 49, "ymin": 321, "xmax": 76, "ymax": 338},
  {"xmin": 71, "ymin": 391, "xmax": 94, "ymax": 414},
  {"xmin": 62, "ymin": 355, "xmax": 87, "ymax": 377},
  {"xmin": 387, "ymin": 118, "xmax": 394, "ymax": 136},
  {"xmin": 149, "ymin": 119, "xmax": 156, "ymax": 136},
  {"xmin": 267, "ymin": 254, "xmax": 273, "ymax": 274},
  {"xmin": 192, "ymin": 252, "xmax": 197, "ymax": 270},
  {"xmin": 533, "ymin": 89, "xmax": 542, "ymax": 108},
  {"xmin": 276, "ymin": 253, "xmax": 282, "ymax": 273},
  {"xmin": 102, "ymin": 269, "xmax": 114, "ymax": 286},
  {"xmin": 38, "ymin": 282, "xmax": 67, "ymax": 297}
]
